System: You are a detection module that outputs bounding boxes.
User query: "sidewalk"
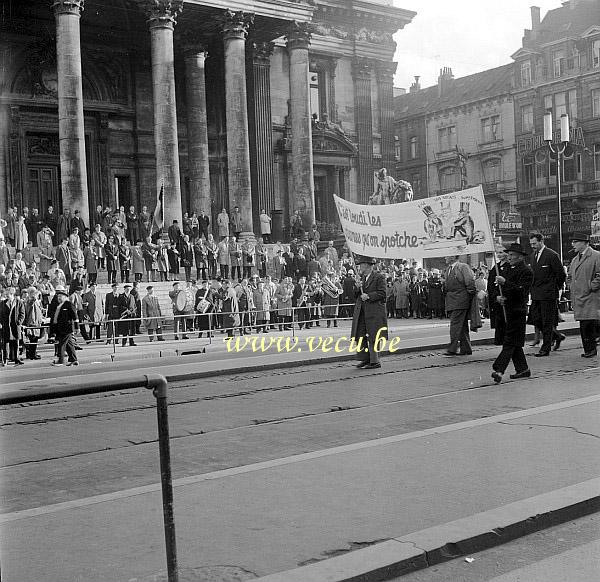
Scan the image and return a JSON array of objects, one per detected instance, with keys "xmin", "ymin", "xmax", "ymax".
[
  {"xmin": 2, "ymin": 393, "xmax": 599, "ymax": 581},
  {"xmin": 0, "ymin": 314, "xmax": 581, "ymax": 393}
]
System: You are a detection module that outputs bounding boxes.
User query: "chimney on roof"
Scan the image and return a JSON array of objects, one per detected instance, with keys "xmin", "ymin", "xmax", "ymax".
[
  {"xmin": 410, "ymin": 75, "xmax": 421, "ymax": 93},
  {"xmin": 531, "ymin": 6, "xmax": 540, "ymax": 29},
  {"xmin": 437, "ymin": 67, "xmax": 453, "ymax": 97}
]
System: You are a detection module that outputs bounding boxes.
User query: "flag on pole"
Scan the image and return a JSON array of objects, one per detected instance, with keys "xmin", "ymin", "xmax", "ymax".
[{"xmin": 151, "ymin": 183, "xmax": 164, "ymax": 235}]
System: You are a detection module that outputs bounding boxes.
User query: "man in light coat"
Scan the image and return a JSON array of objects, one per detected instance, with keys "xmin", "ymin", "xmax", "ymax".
[
  {"xmin": 567, "ymin": 232, "xmax": 600, "ymax": 358},
  {"xmin": 142, "ymin": 285, "xmax": 164, "ymax": 342},
  {"xmin": 443, "ymin": 254, "xmax": 476, "ymax": 356}
]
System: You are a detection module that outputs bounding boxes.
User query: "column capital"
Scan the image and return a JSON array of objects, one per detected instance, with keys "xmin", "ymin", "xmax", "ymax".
[
  {"xmin": 352, "ymin": 58, "xmax": 373, "ymax": 80},
  {"xmin": 221, "ymin": 10, "xmax": 254, "ymax": 41},
  {"xmin": 53, "ymin": 0, "xmax": 85, "ymax": 17},
  {"xmin": 251, "ymin": 41, "xmax": 275, "ymax": 66},
  {"xmin": 375, "ymin": 61, "xmax": 397, "ymax": 81},
  {"xmin": 285, "ymin": 21, "xmax": 313, "ymax": 51},
  {"xmin": 133, "ymin": 0, "xmax": 183, "ymax": 30}
]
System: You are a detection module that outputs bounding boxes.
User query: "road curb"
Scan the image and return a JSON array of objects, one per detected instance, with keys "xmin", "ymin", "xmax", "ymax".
[{"xmin": 253, "ymin": 477, "xmax": 600, "ymax": 582}]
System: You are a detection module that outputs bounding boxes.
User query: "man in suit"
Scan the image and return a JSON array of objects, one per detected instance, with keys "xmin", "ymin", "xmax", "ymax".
[
  {"xmin": 51, "ymin": 287, "xmax": 79, "ymax": 366},
  {"xmin": 0, "ymin": 286, "xmax": 26, "ymax": 365},
  {"xmin": 487, "ymin": 245, "xmax": 511, "ymax": 346},
  {"xmin": 117, "ymin": 283, "xmax": 137, "ymax": 346},
  {"xmin": 491, "ymin": 243, "xmax": 534, "ymax": 384},
  {"xmin": 351, "ymin": 255, "xmax": 387, "ymax": 369},
  {"xmin": 179, "ymin": 234, "xmax": 194, "ymax": 282},
  {"xmin": 82, "ymin": 282, "xmax": 102, "ymax": 342},
  {"xmin": 443, "ymin": 254, "xmax": 476, "ymax": 356},
  {"xmin": 104, "ymin": 282, "xmax": 120, "ymax": 344},
  {"xmin": 567, "ymin": 232, "xmax": 600, "ymax": 358},
  {"xmin": 529, "ymin": 232, "xmax": 566, "ymax": 356},
  {"xmin": 55, "ymin": 238, "xmax": 73, "ymax": 284},
  {"xmin": 142, "ymin": 285, "xmax": 165, "ymax": 342}
]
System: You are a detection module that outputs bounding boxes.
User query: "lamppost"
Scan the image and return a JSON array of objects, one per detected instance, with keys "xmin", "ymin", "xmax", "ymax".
[{"xmin": 543, "ymin": 111, "xmax": 570, "ymax": 264}]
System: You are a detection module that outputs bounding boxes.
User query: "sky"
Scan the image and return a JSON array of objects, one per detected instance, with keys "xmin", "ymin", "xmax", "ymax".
[{"xmin": 392, "ymin": 0, "xmax": 562, "ymax": 90}]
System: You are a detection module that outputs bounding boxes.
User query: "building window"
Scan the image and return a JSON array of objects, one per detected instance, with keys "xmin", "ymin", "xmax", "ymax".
[
  {"xmin": 411, "ymin": 173, "xmax": 421, "ymax": 197},
  {"xmin": 409, "ymin": 136, "xmax": 418, "ymax": 159},
  {"xmin": 481, "ymin": 115, "xmax": 500, "ymax": 142},
  {"xmin": 555, "ymin": 92, "xmax": 567, "ymax": 118},
  {"xmin": 593, "ymin": 39, "xmax": 600, "ymax": 68},
  {"xmin": 440, "ymin": 166, "xmax": 458, "ymax": 191},
  {"xmin": 593, "ymin": 89, "xmax": 600, "ymax": 118},
  {"xmin": 521, "ymin": 104, "xmax": 534, "ymax": 133},
  {"xmin": 394, "ymin": 136, "xmax": 402, "ymax": 161},
  {"xmin": 563, "ymin": 154, "xmax": 576, "ymax": 182},
  {"xmin": 568, "ymin": 89, "xmax": 577, "ymax": 120},
  {"xmin": 544, "ymin": 95, "xmax": 553, "ymax": 112},
  {"xmin": 553, "ymin": 49, "xmax": 565, "ymax": 78},
  {"xmin": 520, "ymin": 60, "xmax": 532, "ymax": 86},
  {"xmin": 310, "ymin": 70, "xmax": 325, "ymax": 120},
  {"xmin": 523, "ymin": 156, "xmax": 534, "ymax": 190},
  {"xmin": 483, "ymin": 158, "xmax": 502, "ymax": 183},
  {"xmin": 438, "ymin": 126, "xmax": 456, "ymax": 151},
  {"xmin": 594, "ymin": 144, "xmax": 600, "ymax": 179}
]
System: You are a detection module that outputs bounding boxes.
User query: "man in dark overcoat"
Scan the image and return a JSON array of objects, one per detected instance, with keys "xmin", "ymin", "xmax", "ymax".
[
  {"xmin": 0, "ymin": 287, "xmax": 26, "ymax": 365},
  {"xmin": 351, "ymin": 255, "xmax": 387, "ymax": 369},
  {"xmin": 443, "ymin": 254, "xmax": 476, "ymax": 356},
  {"xmin": 117, "ymin": 283, "xmax": 137, "ymax": 346},
  {"xmin": 491, "ymin": 243, "xmax": 534, "ymax": 384},
  {"xmin": 52, "ymin": 287, "xmax": 79, "ymax": 366},
  {"xmin": 528, "ymin": 232, "xmax": 566, "ymax": 356},
  {"xmin": 487, "ymin": 245, "xmax": 510, "ymax": 345}
]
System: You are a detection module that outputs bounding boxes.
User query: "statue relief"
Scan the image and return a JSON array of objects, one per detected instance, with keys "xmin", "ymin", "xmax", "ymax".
[{"xmin": 369, "ymin": 168, "xmax": 414, "ymax": 205}]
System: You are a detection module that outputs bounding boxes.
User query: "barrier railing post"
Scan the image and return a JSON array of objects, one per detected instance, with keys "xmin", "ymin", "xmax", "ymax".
[{"xmin": 145, "ymin": 373, "xmax": 178, "ymax": 582}]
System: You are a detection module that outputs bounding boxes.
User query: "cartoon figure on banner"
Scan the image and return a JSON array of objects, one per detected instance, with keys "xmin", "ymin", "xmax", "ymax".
[
  {"xmin": 422, "ymin": 205, "xmax": 444, "ymax": 242},
  {"xmin": 438, "ymin": 200, "xmax": 454, "ymax": 239},
  {"xmin": 453, "ymin": 201, "xmax": 475, "ymax": 243}
]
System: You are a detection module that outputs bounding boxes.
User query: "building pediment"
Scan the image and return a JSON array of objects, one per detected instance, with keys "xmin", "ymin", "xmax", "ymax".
[
  {"xmin": 510, "ymin": 47, "xmax": 540, "ymax": 60},
  {"xmin": 581, "ymin": 25, "xmax": 600, "ymax": 38}
]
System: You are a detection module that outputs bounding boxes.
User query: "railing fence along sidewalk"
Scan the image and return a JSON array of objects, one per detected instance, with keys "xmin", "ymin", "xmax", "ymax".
[
  {"xmin": 21, "ymin": 303, "xmax": 357, "ymax": 354},
  {"xmin": 0, "ymin": 374, "xmax": 179, "ymax": 582}
]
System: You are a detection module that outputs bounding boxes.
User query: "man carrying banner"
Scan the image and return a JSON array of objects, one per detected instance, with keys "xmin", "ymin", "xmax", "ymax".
[
  {"xmin": 491, "ymin": 243, "xmax": 534, "ymax": 384},
  {"xmin": 351, "ymin": 255, "xmax": 387, "ymax": 370},
  {"xmin": 443, "ymin": 255, "xmax": 476, "ymax": 356},
  {"xmin": 150, "ymin": 184, "xmax": 164, "ymax": 242}
]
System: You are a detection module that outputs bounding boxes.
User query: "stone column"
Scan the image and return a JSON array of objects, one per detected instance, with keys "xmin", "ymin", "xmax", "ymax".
[
  {"xmin": 376, "ymin": 61, "xmax": 397, "ymax": 174},
  {"xmin": 286, "ymin": 22, "xmax": 315, "ymax": 227},
  {"xmin": 248, "ymin": 41, "xmax": 275, "ymax": 221},
  {"xmin": 222, "ymin": 10, "xmax": 254, "ymax": 235},
  {"xmin": 136, "ymin": 0, "xmax": 183, "ymax": 228},
  {"xmin": 53, "ymin": 0, "xmax": 89, "ymax": 226},
  {"xmin": 352, "ymin": 58, "xmax": 374, "ymax": 204},
  {"xmin": 183, "ymin": 44, "xmax": 211, "ymax": 217}
]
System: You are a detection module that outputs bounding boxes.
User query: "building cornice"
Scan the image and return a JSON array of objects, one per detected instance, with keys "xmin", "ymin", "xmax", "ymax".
[{"xmin": 183, "ymin": 0, "xmax": 314, "ymax": 23}]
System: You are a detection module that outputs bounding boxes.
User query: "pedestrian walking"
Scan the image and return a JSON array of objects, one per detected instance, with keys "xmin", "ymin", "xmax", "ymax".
[
  {"xmin": 528, "ymin": 232, "xmax": 566, "ymax": 356},
  {"xmin": 567, "ymin": 232, "xmax": 600, "ymax": 358},
  {"xmin": 52, "ymin": 287, "xmax": 79, "ymax": 366},
  {"xmin": 490, "ymin": 243, "xmax": 534, "ymax": 384},
  {"xmin": 443, "ymin": 254, "xmax": 476, "ymax": 356},
  {"xmin": 351, "ymin": 255, "xmax": 387, "ymax": 369}
]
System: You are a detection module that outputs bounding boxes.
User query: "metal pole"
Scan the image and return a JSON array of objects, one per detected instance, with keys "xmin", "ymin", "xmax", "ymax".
[
  {"xmin": 145, "ymin": 373, "xmax": 178, "ymax": 582},
  {"xmin": 556, "ymin": 149, "xmax": 563, "ymax": 265}
]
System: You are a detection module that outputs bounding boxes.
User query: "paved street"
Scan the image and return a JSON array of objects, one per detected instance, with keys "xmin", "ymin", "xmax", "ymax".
[{"xmin": 1, "ymin": 336, "xmax": 599, "ymax": 581}]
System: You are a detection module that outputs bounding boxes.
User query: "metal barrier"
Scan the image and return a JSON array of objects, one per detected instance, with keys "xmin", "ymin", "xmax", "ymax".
[
  {"xmin": 22, "ymin": 302, "xmax": 357, "ymax": 354},
  {"xmin": 0, "ymin": 374, "xmax": 179, "ymax": 582}
]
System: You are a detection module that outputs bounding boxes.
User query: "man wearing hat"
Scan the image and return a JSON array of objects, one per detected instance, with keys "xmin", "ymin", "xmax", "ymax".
[
  {"xmin": 104, "ymin": 282, "xmax": 120, "ymax": 344},
  {"xmin": 52, "ymin": 286, "xmax": 79, "ymax": 366},
  {"xmin": 567, "ymin": 232, "xmax": 600, "ymax": 358},
  {"xmin": 351, "ymin": 255, "xmax": 387, "ymax": 369},
  {"xmin": 491, "ymin": 243, "xmax": 534, "ymax": 384},
  {"xmin": 117, "ymin": 283, "xmax": 137, "ymax": 346},
  {"xmin": 0, "ymin": 286, "xmax": 25, "ymax": 365}
]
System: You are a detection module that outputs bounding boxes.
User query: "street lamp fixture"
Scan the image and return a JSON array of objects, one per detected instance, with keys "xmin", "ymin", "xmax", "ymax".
[{"xmin": 543, "ymin": 111, "xmax": 570, "ymax": 263}]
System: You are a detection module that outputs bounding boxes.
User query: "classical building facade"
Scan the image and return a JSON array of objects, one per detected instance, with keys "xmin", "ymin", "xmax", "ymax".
[
  {"xmin": 512, "ymin": 0, "xmax": 600, "ymax": 256},
  {"xmin": 0, "ymin": 0, "xmax": 414, "ymax": 239},
  {"xmin": 394, "ymin": 65, "xmax": 518, "ymax": 242}
]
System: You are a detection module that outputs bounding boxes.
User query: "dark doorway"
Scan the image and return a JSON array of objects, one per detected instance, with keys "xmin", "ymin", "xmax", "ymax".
[
  {"xmin": 27, "ymin": 165, "xmax": 61, "ymax": 215},
  {"xmin": 115, "ymin": 175, "xmax": 131, "ymax": 210}
]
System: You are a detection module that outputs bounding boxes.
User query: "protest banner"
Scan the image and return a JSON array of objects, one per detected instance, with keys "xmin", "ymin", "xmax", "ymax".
[{"xmin": 334, "ymin": 185, "xmax": 495, "ymax": 259}]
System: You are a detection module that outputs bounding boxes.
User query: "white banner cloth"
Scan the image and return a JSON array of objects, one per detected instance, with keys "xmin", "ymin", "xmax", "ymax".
[{"xmin": 334, "ymin": 186, "xmax": 495, "ymax": 259}]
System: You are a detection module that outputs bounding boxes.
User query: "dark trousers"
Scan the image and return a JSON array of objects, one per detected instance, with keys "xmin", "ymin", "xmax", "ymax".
[
  {"xmin": 580, "ymin": 320, "xmax": 598, "ymax": 354},
  {"xmin": 184, "ymin": 266, "xmax": 192, "ymax": 281},
  {"xmin": 196, "ymin": 267, "xmax": 207, "ymax": 281},
  {"xmin": 220, "ymin": 264, "xmax": 229, "ymax": 279},
  {"xmin": 448, "ymin": 309, "xmax": 471, "ymax": 354},
  {"xmin": 354, "ymin": 309, "xmax": 380, "ymax": 364},
  {"xmin": 296, "ymin": 305, "xmax": 309, "ymax": 328},
  {"xmin": 493, "ymin": 345, "xmax": 528, "ymax": 374},
  {"xmin": 88, "ymin": 272, "xmax": 98, "ymax": 285},
  {"xmin": 25, "ymin": 335, "xmax": 38, "ymax": 359},
  {"xmin": 231, "ymin": 265, "xmax": 241, "ymax": 280},
  {"xmin": 8, "ymin": 339, "xmax": 19, "ymax": 362},
  {"xmin": 243, "ymin": 265, "xmax": 252, "ymax": 279},
  {"xmin": 108, "ymin": 270, "xmax": 117, "ymax": 284},
  {"xmin": 531, "ymin": 300, "xmax": 560, "ymax": 353},
  {"xmin": 56, "ymin": 332, "xmax": 77, "ymax": 363},
  {"xmin": 492, "ymin": 308, "xmax": 506, "ymax": 346}
]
